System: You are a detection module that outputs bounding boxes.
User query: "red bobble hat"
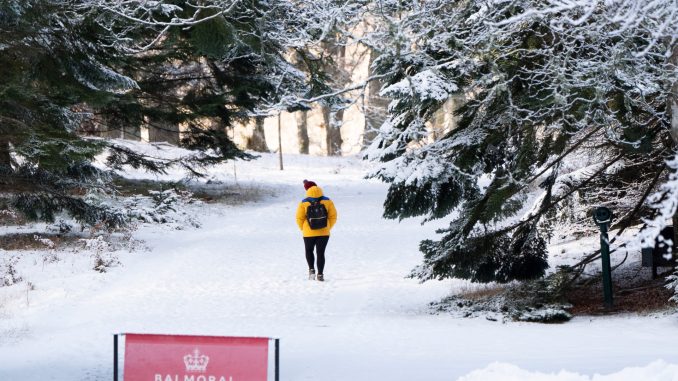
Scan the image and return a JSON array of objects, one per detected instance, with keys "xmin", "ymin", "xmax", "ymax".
[{"xmin": 303, "ymin": 179, "xmax": 317, "ymax": 190}]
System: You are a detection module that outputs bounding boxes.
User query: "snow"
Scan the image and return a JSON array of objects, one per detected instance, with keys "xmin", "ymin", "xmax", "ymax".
[
  {"xmin": 380, "ymin": 69, "xmax": 458, "ymax": 102},
  {"xmin": 0, "ymin": 148, "xmax": 677, "ymax": 380},
  {"xmin": 638, "ymin": 152, "xmax": 678, "ymax": 252},
  {"xmin": 459, "ymin": 360, "xmax": 678, "ymax": 381}
]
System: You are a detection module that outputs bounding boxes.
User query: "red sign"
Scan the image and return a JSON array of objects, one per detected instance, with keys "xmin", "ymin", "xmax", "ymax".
[{"xmin": 123, "ymin": 334, "xmax": 269, "ymax": 381}]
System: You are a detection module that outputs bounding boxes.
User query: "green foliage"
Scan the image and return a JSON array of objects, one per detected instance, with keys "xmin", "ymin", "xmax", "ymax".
[
  {"xmin": 382, "ymin": 174, "xmax": 475, "ymax": 220},
  {"xmin": 415, "ymin": 220, "xmax": 548, "ymax": 284},
  {"xmin": 0, "ymin": 0, "xmax": 131, "ymax": 226},
  {"xmin": 0, "ymin": 0, "xmax": 300, "ymax": 226},
  {"xmin": 369, "ymin": 0, "xmax": 669, "ymax": 284},
  {"xmin": 190, "ymin": 17, "xmax": 236, "ymax": 59}
]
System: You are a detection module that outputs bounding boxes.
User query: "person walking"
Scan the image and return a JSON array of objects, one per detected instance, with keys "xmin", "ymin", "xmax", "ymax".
[{"xmin": 296, "ymin": 179, "xmax": 337, "ymax": 282}]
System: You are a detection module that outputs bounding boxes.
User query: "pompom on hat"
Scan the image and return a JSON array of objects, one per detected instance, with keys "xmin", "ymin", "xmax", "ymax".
[{"xmin": 303, "ymin": 179, "xmax": 317, "ymax": 190}]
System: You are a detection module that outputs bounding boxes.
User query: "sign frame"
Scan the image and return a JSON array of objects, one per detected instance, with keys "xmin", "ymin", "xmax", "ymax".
[{"xmin": 113, "ymin": 333, "xmax": 280, "ymax": 381}]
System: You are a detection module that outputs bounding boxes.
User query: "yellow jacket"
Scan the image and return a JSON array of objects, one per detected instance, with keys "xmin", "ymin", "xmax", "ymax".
[{"xmin": 296, "ymin": 186, "xmax": 337, "ymax": 237}]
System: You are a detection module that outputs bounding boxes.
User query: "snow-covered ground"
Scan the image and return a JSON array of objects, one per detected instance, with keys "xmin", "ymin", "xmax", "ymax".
[{"xmin": 1, "ymin": 150, "xmax": 677, "ymax": 381}]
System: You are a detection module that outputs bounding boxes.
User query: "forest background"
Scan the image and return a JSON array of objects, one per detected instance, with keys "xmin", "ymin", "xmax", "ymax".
[{"xmin": 4, "ymin": 0, "xmax": 678, "ymax": 307}]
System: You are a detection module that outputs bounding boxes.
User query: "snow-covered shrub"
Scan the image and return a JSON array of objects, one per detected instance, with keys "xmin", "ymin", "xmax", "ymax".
[
  {"xmin": 120, "ymin": 224, "xmax": 147, "ymax": 252},
  {"xmin": 0, "ymin": 210, "xmax": 17, "ymax": 218},
  {"xmin": 81, "ymin": 236, "xmax": 119, "ymax": 273},
  {"xmin": 33, "ymin": 235, "xmax": 55, "ymax": 249},
  {"xmin": 0, "ymin": 209, "xmax": 21, "ymax": 225},
  {"xmin": 440, "ymin": 273, "xmax": 576, "ymax": 320},
  {"xmin": 1, "ymin": 254, "xmax": 22, "ymax": 286},
  {"xmin": 123, "ymin": 189, "xmax": 200, "ymax": 228},
  {"xmin": 34, "ymin": 235, "xmax": 59, "ymax": 265},
  {"xmin": 51, "ymin": 220, "xmax": 73, "ymax": 234},
  {"xmin": 512, "ymin": 305, "xmax": 572, "ymax": 323},
  {"xmin": 432, "ymin": 273, "xmax": 574, "ymax": 322},
  {"xmin": 149, "ymin": 189, "xmax": 188, "ymax": 216}
]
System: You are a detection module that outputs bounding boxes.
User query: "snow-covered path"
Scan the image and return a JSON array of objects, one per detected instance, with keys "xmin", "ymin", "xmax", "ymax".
[{"xmin": 1, "ymin": 153, "xmax": 678, "ymax": 380}]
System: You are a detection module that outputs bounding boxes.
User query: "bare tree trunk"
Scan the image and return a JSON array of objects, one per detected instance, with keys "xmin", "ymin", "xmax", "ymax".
[
  {"xmin": 668, "ymin": 43, "xmax": 678, "ymax": 254},
  {"xmin": 322, "ymin": 39, "xmax": 346, "ymax": 156},
  {"xmin": 296, "ymin": 111, "xmax": 309, "ymax": 154},
  {"xmin": 146, "ymin": 122, "xmax": 179, "ymax": 144},
  {"xmin": 323, "ymin": 107, "xmax": 344, "ymax": 156},
  {"xmin": 364, "ymin": 48, "xmax": 388, "ymax": 147},
  {"xmin": 671, "ymin": 45, "xmax": 678, "ymax": 143},
  {"xmin": 120, "ymin": 125, "xmax": 141, "ymax": 141},
  {"xmin": 291, "ymin": 51, "xmax": 311, "ymax": 154},
  {"xmin": 247, "ymin": 116, "xmax": 269, "ymax": 152}
]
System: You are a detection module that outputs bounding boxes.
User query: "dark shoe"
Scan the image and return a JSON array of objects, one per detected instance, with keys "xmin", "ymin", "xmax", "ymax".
[
  {"xmin": 309, "ymin": 269, "xmax": 316, "ymax": 280},
  {"xmin": 317, "ymin": 274, "xmax": 324, "ymax": 282}
]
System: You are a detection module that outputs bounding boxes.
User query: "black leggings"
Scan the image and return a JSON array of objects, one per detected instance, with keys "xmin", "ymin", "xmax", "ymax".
[{"xmin": 303, "ymin": 236, "xmax": 329, "ymax": 274}]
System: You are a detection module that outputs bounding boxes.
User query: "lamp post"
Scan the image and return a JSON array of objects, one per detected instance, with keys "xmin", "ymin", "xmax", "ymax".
[{"xmin": 593, "ymin": 206, "xmax": 614, "ymax": 308}]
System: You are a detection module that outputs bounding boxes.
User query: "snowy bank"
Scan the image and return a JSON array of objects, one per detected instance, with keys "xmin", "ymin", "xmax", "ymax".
[
  {"xmin": 458, "ymin": 360, "xmax": 678, "ymax": 381},
  {"xmin": 1, "ymin": 151, "xmax": 677, "ymax": 381}
]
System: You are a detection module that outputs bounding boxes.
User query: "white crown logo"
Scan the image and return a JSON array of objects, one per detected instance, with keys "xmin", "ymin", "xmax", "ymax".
[{"xmin": 183, "ymin": 348, "xmax": 209, "ymax": 373}]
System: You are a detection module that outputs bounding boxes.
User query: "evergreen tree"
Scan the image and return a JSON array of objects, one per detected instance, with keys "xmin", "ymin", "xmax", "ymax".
[
  {"xmin": 0, "ymin": 0, "xmax": 134, "ymax": 226},
  {"xmin": 97, "ymin": 1, "xmax": 281, "ymax": 166},
  {"xmin": 366, "ymin": 0, "xmax": 671, "ymax": 283},
  {"xmin": 0, "ymin": 0, "xmax": 331, "ymax": 226}
]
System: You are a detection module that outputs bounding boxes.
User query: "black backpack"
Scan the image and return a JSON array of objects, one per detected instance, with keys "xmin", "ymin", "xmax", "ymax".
[{"xmin": 306, "ymin": 200, "xmax": 328, "ymax": 229}]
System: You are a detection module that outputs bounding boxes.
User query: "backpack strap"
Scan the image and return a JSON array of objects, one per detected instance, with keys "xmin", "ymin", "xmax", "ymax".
[{"xmin": 302, "ymin": 196, "xmax": 329, "ymax": 203}]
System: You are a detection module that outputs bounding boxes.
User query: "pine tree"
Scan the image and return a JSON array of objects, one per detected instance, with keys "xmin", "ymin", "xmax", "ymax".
[
  {"xmin": 0, "ymin": 0, "xmax": 135, "ymax": 226},
  {"xmin": 366, "ymin": 0, "xmax": 671, "ymax": 283},
  {"xmin": 97, "ymin": 1, "xmax": 277, "ymax": 167},
  {"xmin": 0, "ymin": 0, "xmax": 329, "ymax": 226}
]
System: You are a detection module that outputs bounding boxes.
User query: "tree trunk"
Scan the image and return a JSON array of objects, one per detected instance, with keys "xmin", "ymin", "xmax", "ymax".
[
  {"xmin": 247, "ymin": 116, "xmax": 269, "ymax": 152},
  {"xmin": 291, "ymin": 51, "xmax": 311, "ymax": 155},
  {"xmin": 364, "ymin": 48, "xmax": 388, "ymax": 147},
  {"xmin": 323, "ymin": 107, "xmax": 344, "ymax": 156},
  {"xmin": 146, "ymin": 122, "xmax": 179, "ymax": 144},
  {"xmin": 321, "ymin": 37, "xmax": 346, "ymax": 156},
  {"xmin": 668, "ymin": 43, "xmax": 678, "ymax": 255},
  {"xmin": 671, "ymin": 45, "xmax": 678, "ymax": 143},
  {"xmin": 120, "ymin": 125, "xmax": 141, "ymax": 141},
  {"xmin": 296, "ymin": 111, "xmax": 309, "ymax": 154}
]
